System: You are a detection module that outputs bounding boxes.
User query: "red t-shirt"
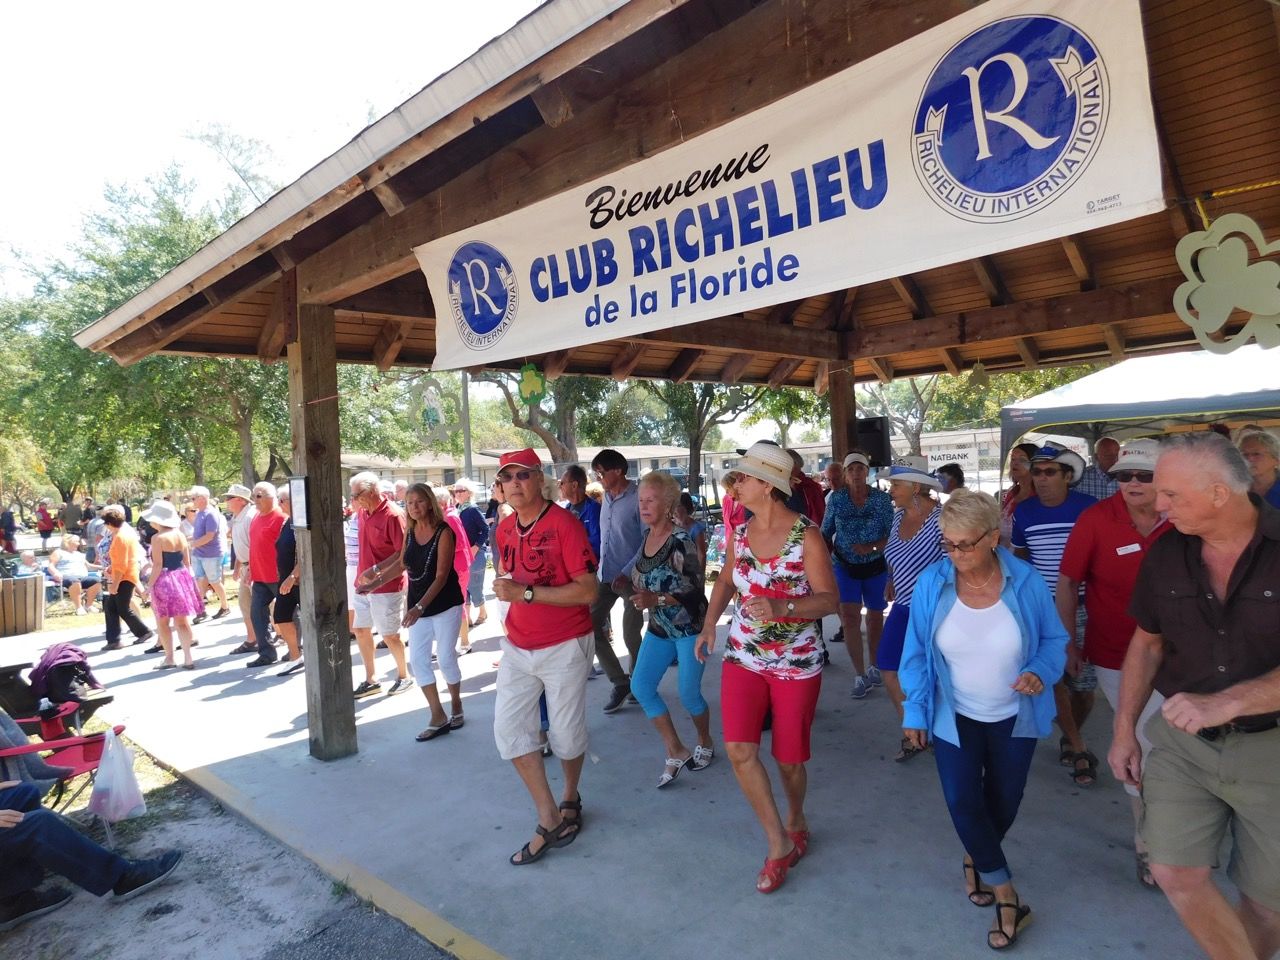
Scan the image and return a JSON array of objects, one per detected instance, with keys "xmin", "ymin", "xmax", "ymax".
[
  {"xmin": 496, "ymin": 502, "xmax": 596, "ymax": 650},
  {"xmin": 1059, "ymin": 493, "xmax": 1171, "ymax": 669},
  {"xmin": 249, "ymin": 509, "xmax": 287, "ymax": 584},
  {"xmin": 358, "ymin": 498, "xmax": 407, "ymax": 594}
]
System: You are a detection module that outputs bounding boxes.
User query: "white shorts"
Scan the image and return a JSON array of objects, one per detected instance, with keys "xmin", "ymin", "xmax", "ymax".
[
  {"xmin": 346, "ymin": 564, "xmax": 358, "ymax": 609},
  {"xmin": 493, "ymin": 632, "xmax": 592, "ymax": 761},
  {"xmin": 408, "ymin": 605, "xmax": 464, "ymax": 686},
  {"xmin": 352, "ymin": 590, "xmax": 406, "ymax": 636},
  {"xmin": 192, "ymin": 555, "xmax": 224, "ymax": 583},
  {"xmin": 1094, "ymin": 664, "xmax": 1165, "ymax": 798}
]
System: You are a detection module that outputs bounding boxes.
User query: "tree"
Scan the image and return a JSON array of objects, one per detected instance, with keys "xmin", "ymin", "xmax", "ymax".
[
  {"xmin": 743, "ymin": 387, "xmax": 829, "ymax": 448},
  {"xmin": 641, "ymin": 382, "xmax": 763, "ymax": 487},
  {"xmin": 578, "ymin": 384, "xmax": 678, "ymax": 447},
  {"xmin": 476, "ymin": 373, "xmax": 613, "ymax": 465},
  {"xmin": 856, "ymin": 376, "xmax": 940, "ymax": 455}
]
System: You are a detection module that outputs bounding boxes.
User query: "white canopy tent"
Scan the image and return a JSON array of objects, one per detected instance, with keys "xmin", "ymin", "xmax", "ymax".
[{"xmin": 1000, "ymin": 346, "xmax": 1280, "ymax": 453}]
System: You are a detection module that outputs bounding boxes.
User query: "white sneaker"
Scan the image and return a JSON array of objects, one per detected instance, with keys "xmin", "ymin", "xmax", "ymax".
[{"xmin": 74, "ymin": 608, "xmax": 87, "ymax": 616}]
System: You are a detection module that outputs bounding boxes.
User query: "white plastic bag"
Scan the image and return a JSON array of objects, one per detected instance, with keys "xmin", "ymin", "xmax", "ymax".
[{"xmin": 87, "ymin": 729, "xmax": 147, "ymax": 822}]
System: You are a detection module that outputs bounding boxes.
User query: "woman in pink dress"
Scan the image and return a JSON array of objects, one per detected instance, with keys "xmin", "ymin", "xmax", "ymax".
[
  {"xmin": 141, "ymin": 501, "xmax": 204, "ymax": 669},
  {"xmin": 437, "ymin": 488, "xmax": 474, "ymax": 654}
]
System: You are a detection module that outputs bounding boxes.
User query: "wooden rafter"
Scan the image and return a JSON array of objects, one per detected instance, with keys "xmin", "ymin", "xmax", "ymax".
[
  {"xmin": 1014, "ymin": 336, "xmax": 1040, "ymax": 369},
  {"xmin": 813, "ymin": 360, "xmax": 832, "ymax": 396},
  {"xmin": 1153, "ymin": 105, "xmax": 1197, "ymax": 238},
  {"xmin": 634, "ymin": 314, "xmax": 835, "ymax": 358},
  {"xmin": 765, "ymin": 298, "xmax": 805, "ymax": 326},
  {"xmin": 971, "ymin": 256, "xmax": 1011, "ymax": 306},
  {"xmin": 667, "ymin": 348, "xmax": 706, "ymax": 383},
  {"xmin": 1100, "ymin": 322, "xmax": 1127, "ymax": 361},
  {"xmin": 767, "ymin": 357, "xmax": 803, "ymax": 389},
  {"xmin": 543, "ymin": 349, "xmax": 574, "ymax": 379},
  {"xmin": 721, "ymin": 352, "xmax": 752, "ymax": 385},
  {"xmin": 938, "ymin": 347, "xmax": 963, "ymax": 376},
  {"xmin": 867, "ymin": 357, "xmax": 894, "ymax": 383},
  {"xmin": 530, "ymin": 81, "xmax": 575, "ymax": 128},
  {"xmin": 333, "ymin": 275, "xmax": 433, "ymax": 319},
  {"xmin": 610, "ymin": 342, "xmax": 645, "ymax": 381},
  {"xmin": 1060, "ymin": 236, "xmax": 1094, "ymax": 291},
  {"xmin": 889, "ymin": 275, "xmax": 932, "ymax": 319},
  {"xmin": 370, "ymin": 182, "xmax": 408, "ymax": 217},
  {"xmin": 270, "ymin": 245, "xmax": 297, "ymax": 272},
  {"xmin": 373, "ymin": 318, "xmax": 415, "ymax": 372}
]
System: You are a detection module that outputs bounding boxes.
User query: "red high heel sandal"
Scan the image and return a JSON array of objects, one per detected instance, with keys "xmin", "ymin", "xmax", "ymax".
[{"xmin": 756, "ymin": 846, "xmax": 801, "ymax": 894}]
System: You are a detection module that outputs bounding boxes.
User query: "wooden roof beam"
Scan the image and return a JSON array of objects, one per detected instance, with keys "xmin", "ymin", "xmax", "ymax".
[
  {"xmin": 542, "ymin": 349, "xmax": 574, "ymax": 379},
  {"xmin": 530, "ymin": 81, "xmax": 575, "ymax": 128},
  {"xmin": 370, "ymin": 182, "xmax": 408, "ymax": 217},
  {"xmin": 971, "ymin": 256, "xmax": 1011, "ymax": 306},
  {"xmin": 610, "ymin": 342, "xmax": 645, "ymax": 381},
  {"xmin": 637, "ymin": 314, "xmax": 837, "ymax": 359},
  {"xmin": 270, "ymin": 245, "xmax": 297, "ymax": 272},
  {"xmin": 667, "ymin": 348, "xmax": 706, "ymax": 383},
  {"xmin": 1101, "ymin": 322, "xmax": 1127, "ymax": 361},
  {"xmin": 767, "ymin": 357, "xmax": 803, "ymax": 389},
  {"xmin": 333, "ymin": 274, "xmax": 433, "ymax": 319},
  {"xmin": 867, "ymin": 357, "xmax": 894, "ymax": 384},
  {"xmin": 765, "ymin": 298, "xmax": 805, "ymax": 326},
  {"xmin": 889, "ymin": 275, "xmax": 932, "ymax": 319},
  {"xmin": 373, "ymin": 318, "xmax": 415, "ymax": 372},
  {"xmin": 1153, "ymin": 105, "xmax": 1196, "ymax": 239},
  {"xmin": 1060, "ymin": 236, "xmax": 1095, "ymax": 291},
  {"xmin": 257, "ymin": 275, "xmax": 295, "ymax": 364},
  {"xmin": 938, "ymin": 347, "xmax": 963, "ymax": 376},
  {"xmin": 1014, "ymin": 336, "xmax": 1040, "ymax": 369},
  {"xmin": 813, "ymin": 360, "xmax": 832, "ymax": 396},
  {"xmin": 721, "ymin": 352, "xmax": 752, "ymax": 385}
]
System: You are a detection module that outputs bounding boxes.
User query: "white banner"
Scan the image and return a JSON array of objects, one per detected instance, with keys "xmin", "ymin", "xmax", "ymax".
[
  {"xmin": 417, "ymin": 0, "xmax": 1164, "ymax": 371},
  {"xmin": 925, "ymin": 445, "xmax": 981, "ymax": 474}
]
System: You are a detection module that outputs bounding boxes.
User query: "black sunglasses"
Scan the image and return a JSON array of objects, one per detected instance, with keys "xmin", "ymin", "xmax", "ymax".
[{"xmin": 1112, "ymin": 470, "xmax": 1153, "ymax": 484}]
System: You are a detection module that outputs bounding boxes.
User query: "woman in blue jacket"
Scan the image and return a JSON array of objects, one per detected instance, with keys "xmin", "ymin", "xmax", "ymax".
[{"xmin": 900, "ymin": 489, "xmax": 1067, "ymax": 952}]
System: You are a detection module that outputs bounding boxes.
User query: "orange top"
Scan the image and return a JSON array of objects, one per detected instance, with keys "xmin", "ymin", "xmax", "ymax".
[{"xmin": 108, "ymin": 525, "xmax": 143, "ymax": 586}]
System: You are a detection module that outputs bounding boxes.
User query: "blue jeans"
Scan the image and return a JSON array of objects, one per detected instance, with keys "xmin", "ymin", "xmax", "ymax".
[
  {"xmin": 630, "ymin": 631, "xmax": 708, "ymax": 720},
  {"xmin": 932, "ymin": 713, "xmax": 1037, "ymax": 886},
  {"xmin": 466, "ymin": 551, "xmax": 487, "ymax": 608},
  {"xmin": 0, "ymin": 783, "xmax": 127, "ymax": 899},
  {"xmin": 250, "ymin": 581, "xmax": 279, "ymax": 659}
]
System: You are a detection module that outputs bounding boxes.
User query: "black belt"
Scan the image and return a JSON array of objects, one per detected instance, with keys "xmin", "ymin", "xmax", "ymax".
[{"xmin": 1196, "ymin": 718, "xmax": 1279, "ymax": 742}]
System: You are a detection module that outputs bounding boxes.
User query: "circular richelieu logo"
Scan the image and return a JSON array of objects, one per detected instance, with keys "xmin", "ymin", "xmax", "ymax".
[
  {"xmin": 446, "ymin": 241, "xmax": 519, "ymax": 351},
  {"xmin": 912, "ymin": 16, "xmax": 1109, "ymax": 223}
]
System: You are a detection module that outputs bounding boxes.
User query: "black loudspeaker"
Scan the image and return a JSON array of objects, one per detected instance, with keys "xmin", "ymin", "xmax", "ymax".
[{"xmin": 855, "ymin": 416, "xmax": 892, "ymax": 467}]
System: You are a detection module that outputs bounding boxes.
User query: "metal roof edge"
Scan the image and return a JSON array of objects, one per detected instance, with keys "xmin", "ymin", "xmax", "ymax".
[{"xmin": 73, "ymin": 0, "xmax": 632, "ymax": 350}]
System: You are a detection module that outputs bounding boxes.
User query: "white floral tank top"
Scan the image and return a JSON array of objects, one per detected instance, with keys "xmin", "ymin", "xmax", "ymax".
[{"xmin": 725, "ymin": 516, "xmax": 822, "ymax": 679}]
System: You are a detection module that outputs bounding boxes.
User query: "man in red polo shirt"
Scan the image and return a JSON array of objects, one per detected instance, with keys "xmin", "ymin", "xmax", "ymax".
[
  {"xmin": 1058, "ymin": 439, "xmax": 1170, "ymax": 886},
  {"xmin": 491, "ymin": 449, "xmax": 598, "ymax": 866},
  {"xmin": 349, "ymin": 473, "xmax": 412, "ymax": 699},
  {"xmin": 247, "ymin": 482, "xmax": 287, "ymax": 667}
]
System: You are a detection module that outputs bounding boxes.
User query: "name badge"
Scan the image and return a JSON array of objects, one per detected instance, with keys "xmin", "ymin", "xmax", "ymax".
[{"xmin": 1116, "ymin": 543, "xmax": 1142, "ymax": 556}]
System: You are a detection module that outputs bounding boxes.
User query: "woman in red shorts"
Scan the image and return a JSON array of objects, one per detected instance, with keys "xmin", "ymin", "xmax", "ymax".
[{"xmin": 697, "ymin": 441, "xmax": 838, "ymax": 894}]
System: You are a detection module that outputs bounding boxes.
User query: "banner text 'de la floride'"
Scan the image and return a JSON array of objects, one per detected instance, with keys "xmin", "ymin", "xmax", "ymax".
[{"xmin": 416, "ymin": 0, "xmax": 1165, "ymax": 371}]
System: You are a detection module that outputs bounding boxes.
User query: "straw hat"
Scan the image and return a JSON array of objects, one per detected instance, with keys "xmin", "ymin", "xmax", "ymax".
[{"xmin": 734, "ymin": 441, "xmax": 795, "ymax": 496}]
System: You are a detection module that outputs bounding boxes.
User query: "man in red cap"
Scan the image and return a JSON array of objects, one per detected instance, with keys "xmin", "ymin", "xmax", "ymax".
[{"xmin": 491, "ymin": 448, "xmax": 598, "ymax": 865}]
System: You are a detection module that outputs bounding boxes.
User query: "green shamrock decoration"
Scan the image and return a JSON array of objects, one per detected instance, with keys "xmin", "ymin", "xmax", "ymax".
[{"xmin": 518, "ymin": 363, "xmax": 547, "ymax": 405}]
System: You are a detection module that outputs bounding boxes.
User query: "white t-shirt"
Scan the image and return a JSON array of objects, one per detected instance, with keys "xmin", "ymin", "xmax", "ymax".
[
  {"xmin": 935, "ymin": 598, "xmax": 1022, "ymax": 722},
  {"xmin": 230, "ymin": 505, "xmax": 257, "ymax": 567}
]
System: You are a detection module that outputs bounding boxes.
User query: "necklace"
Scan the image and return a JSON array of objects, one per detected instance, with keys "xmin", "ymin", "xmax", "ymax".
[
  {"xmin": 516, "ymin": 502, "xmax": 551, "ymax": 538},
  {"xmin": 961, "ymin": 564, "xmax": 998, "ymax": 590}
]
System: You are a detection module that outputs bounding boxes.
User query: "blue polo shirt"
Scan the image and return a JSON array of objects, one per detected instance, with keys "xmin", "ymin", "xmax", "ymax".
[
  {"xmin": 567, "ymin": 496, "xmax": 601, "ymax": 558},
  {"xmin": 598, "ymin": 481, "xmax": 642, "ymax": 582}
]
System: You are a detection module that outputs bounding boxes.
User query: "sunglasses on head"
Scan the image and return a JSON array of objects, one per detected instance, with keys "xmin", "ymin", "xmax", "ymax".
[
  {"xmin": 497, "ymin": 468, "xmax": 535, "ymax": 483},
  {"xmin": 1112, "ymin": 470, "xmax": 1154, "ymax": 484},
  {"xmin": 1029, "ymin": 466, "xmax": 1064, "ymax": 477}
]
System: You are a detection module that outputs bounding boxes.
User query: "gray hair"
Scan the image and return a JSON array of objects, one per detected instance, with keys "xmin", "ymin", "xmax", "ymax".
[
  {"xmin": 188, "ymin": 485, "xmax": 211, "ymax": 498},
  {"xmin": 639, "ymin": 470, "xmax": 682, "ymax": 513},
  {"xmin": 276, "ymin": 484, "xmax": 290, "ymax": 502},
  {"xmin": 378, "ymin": 479, "xmax": 396, "ymax": 496},
  {"xmin": 1160, "ymin": 433, "xmax": 1251, "ymax": 493},
  {"xmin": 348, "ymin": 471, "xmax": 380, "ymax": 496},
  {"xmin": 939, "ymin": 488, "xmax": 1001, "ymax": 538},
  {"xmin": 252, "ymin": 481, "xmax": 277, "ymax": 501},
  {"xmin": 1238, "ymin": 429, "xmax": 1280, "ymax": 460}
]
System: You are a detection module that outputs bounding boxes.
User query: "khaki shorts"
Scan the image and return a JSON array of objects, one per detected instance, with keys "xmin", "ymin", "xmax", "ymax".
[
  {"xmin": 352, "ymin": 590, "xmax": 405, "ymax": 637},
  {"xmin": 1141, "ymin": 712, "xmax": 1280, "ymax": 911},
  {"xmin": 493, "ymin": 633, "xmax": 592, "ymax": 761}
]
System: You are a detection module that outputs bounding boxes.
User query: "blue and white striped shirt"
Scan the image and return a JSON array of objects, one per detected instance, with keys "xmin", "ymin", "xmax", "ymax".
[
  {"xmin": 1010, "ymin": 491, "xmax": 1096, "ymax": 596},
  {"xmin": 884, "ymin": 507, "xmax": 943, "ymax": 606}
]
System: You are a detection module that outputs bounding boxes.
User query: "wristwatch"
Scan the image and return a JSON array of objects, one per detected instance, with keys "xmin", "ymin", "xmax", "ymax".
[{"xmin": 523, "ymin": 586, "xmax": 535, "ymax": 603}]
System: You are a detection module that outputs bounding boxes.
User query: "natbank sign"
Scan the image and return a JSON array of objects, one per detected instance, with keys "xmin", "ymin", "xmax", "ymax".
[{"xmin": 417, "ymin": 0, "xmax": 1162, "ymax": 370}]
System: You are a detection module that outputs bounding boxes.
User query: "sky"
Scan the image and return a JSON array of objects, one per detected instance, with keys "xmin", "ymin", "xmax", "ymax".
[{"xmin": 0, "ymin": 0, "xmax": 545, "ymax": 297}]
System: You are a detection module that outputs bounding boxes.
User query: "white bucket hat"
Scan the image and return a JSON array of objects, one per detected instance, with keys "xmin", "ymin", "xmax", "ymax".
[
  {"xmin": 141, "ymin": 500, "xmax": 182, "ymax": 529},
  {"xmin": 878, "ymin": 455, "xmax": 942, "ymax": 490}
]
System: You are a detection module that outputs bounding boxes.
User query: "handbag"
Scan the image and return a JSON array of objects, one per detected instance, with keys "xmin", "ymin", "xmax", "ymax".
[
  {"xmin": 832, "ymin": 545, "xmax": 886, "ymax": 580},
  {"xmin": 87, "ymin": 728, "xmax": 147, "ymax": 822}
]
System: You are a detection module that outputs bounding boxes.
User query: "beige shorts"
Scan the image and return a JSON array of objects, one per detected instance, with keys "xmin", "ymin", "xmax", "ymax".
[
  {"xmin": 1094, "ymin": 665, "xmax": 1164, "ymax": 799},
  {"xmin": 1141, "ymin": 712, "xmax": 1280, "ymax": 911},
  {"xmin": 493, "ymin": 632, "xmax": 592, "ymax": 761},
  {"xmin": 352, "ymin": 590, "xmax": 405, "ymax": 637}
]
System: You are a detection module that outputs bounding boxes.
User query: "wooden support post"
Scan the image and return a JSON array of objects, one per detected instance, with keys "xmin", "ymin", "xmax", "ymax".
[
  {"xmin": 288, "ymin": 304, "xmax": 357, "ymax": 761},
  {"xmin": 828, "ymin": 366, "xmax": 858, "ymax": 465}
]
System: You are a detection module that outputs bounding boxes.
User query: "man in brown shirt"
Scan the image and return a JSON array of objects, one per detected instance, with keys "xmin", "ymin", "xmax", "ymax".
[{"xmin": 1110, "ymin": 432, "xmax": 1280, "ymax": 960}]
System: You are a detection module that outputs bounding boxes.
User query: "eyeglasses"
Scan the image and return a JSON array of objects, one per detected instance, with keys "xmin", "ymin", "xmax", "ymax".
[
  {"xmin": 497, "ymin": 469, "xmax": 535, "ymax": 483},
  {"xmin": 1112, "ymin": 470, "xmax": 1154, "ymax": 484},
  {"xmin": 939, "ymin": 530, "xmax": 995, "ymax": 553},
  {"xmin": 1029, "ymin": 466, "xmax": 1064, "ymax": 477},
  {"xmin": 724, "ymin": 472, "xmax": 743, "ymax": 485}
]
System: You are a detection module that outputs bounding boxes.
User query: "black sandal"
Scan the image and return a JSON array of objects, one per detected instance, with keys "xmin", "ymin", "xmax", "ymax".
[
  {"xmin": 509, "ymin": 818, "xmax": 579, "ymax": 865},
  {"xmin": 964, "ymin": 860, "xmax": 996, "ymax": 907},
  {"xmin": 988, "ymin": 898, "xmax": 1031, "ymax": 950},
  {"xmin": 1058, "ymin": 736, "xmax": 1074, "ymax": 766},
  {"xmin": 559, "ymin": 794, "xmax": 583, "ymax": 834},
  {"xmin": 1070, "ymin": 750, "xmax": 1098, "ymax": 787}
]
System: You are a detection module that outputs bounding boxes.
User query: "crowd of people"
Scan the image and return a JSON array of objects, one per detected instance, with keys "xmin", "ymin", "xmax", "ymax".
[{"xmin": 4, "ymin": 424, "xmax": 1278, "ymax": 957}]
